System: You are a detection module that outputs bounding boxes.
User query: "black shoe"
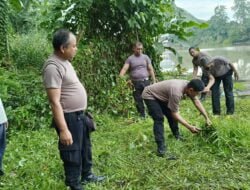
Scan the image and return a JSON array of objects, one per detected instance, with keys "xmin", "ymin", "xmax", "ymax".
[
  {"xmin": 175, "ymin": 135, "xmax": 184, "ymax": 141},
  {"xmin": 157, "ymin": 143, "xmax": 166, "ymax": 157},
  {"xmin": 157, "ymin": 151, "xmax": 178, "ymax": 160},
  {"xmin": 0, "ymin": 169, "xmax": 4, "ymax": 176},
  {"xmin": 157, "ymin": 149, "xmax": 165, "ymax": 157},
  {"xmin": 67, "ymin": 184, "xmax": 84, "ymax": 190},
  {"xmin": 81, "ymin": 174, "xmax": 105, "ymax": 184}
]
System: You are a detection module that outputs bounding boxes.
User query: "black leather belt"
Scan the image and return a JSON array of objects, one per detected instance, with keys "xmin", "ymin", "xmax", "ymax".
[
  {"xmin": 64, "ymin": 110, "xmax": 84, "ymax": 116},
  {"xmin": 132, "ymin": 77, "xmax": 149, "ymax": 82},
  {"xmin": 75, "ymin": 110, "xmax": 84, "ymax": 115}
]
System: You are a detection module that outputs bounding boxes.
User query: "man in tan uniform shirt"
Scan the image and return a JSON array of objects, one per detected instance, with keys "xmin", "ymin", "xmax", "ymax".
[
  {"xmin": 43, "ymin": 29, "xmax": 104, "ymax": 190},
  {"xmin": 142, "ymin": 79, "xmax": 212, "ymax": 157}
]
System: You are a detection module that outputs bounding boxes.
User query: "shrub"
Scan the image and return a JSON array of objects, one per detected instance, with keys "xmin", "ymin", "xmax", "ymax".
[
  {"xmin": 9, "ymin": 32, "xmax": 51, "ymax": 69},
  {"xmin": 73, "ymin": 38, "xmax": 135, "ymax": 116},
  {"xmin": 0, "ymin": 68, "xmax": 51, "ymax": 130}
]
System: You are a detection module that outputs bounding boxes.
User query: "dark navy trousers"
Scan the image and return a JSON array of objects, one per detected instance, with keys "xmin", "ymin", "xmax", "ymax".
[
  {"xmin": 211, "ymin": 70, "xmax": 234, "ymax": 115},
  {"xmin": 54, "ymin": 111, "xmax": 92, "ymax": 189},
  {"xmin": 0, "ymin": 124, "xmax": 6, "ymax": 171},
  {"xmin": 144, "ymin": 99, "xmax": 179, "ymax": 147},
  {"xmin": 132, "ymin": 79, "xmax": 151, "ymax": 117}
]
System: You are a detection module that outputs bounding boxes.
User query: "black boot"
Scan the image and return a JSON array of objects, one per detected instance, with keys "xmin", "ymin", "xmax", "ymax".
[
  {"xmin": 68, "ymin": 184, "xmax": 84, "ymax": 190},
  {"xmin": 174, "ymin": 134, "xmax": 184, "ymax": 141},
  {"xmin": 156, "ymin": 141, "xmax": 166, "ymax": 157},
  {"xmin": 81, "ymin": 173, "xmax": 106, "ymax": 185}
]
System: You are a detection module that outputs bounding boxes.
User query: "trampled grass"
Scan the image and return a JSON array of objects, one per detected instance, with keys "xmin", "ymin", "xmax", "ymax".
[{"xmin": 1, "ymin": 97, "xmax": 249, "ymax": 190}]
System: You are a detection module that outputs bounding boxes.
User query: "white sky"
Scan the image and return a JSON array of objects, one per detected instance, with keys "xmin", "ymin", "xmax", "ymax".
[{"xmin": 175, "ymin": 0, "xmax": 235, "ymax": 20}]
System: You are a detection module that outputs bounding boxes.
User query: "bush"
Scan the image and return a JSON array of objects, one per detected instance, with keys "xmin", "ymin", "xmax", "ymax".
[
  {"xmin": 0, "ymin": 68, "xmax": 51, "ymax": 130},
  {"xmin": 9, "ymin": 32, "xmax": 51, "ymax": 69},
  {"xmin": 73, "ymin": 38, "xmax": 135, "ymax": 116}
]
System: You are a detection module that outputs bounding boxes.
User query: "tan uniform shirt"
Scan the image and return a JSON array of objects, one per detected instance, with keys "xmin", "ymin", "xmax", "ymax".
[
  {"xmin": 142, "ymin": 80, "xmax": 188, "ymax": 112},
  {"xmin": 43, "ymin": 54, "xmax": 87, "ymax": 113}
]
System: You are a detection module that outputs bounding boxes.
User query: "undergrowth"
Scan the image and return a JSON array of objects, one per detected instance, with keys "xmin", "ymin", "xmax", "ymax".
[{"xmin": 0, "ymin": 96, "xmax": 249, "ymax": 190}]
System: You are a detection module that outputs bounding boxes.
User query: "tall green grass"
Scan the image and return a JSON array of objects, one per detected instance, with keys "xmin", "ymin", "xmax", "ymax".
[
  {"xmin": 1, "ymin": 97, "xmax": 249, "ymax": 189},
  {"xmin": 9, "ymin": 32, "xmax": 51, "ymax": 69}
]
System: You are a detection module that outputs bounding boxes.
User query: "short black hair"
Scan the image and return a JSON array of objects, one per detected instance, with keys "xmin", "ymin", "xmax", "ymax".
[
  {"xmin": 187, "ymin": 79, "xmax": 205, "ymax": 92},
  {"xmin": 52, "ymin": 29, "xmax": 72, "ymax": 51},
  {"xmin": 188, "ymin": 47, "xmax": 195, "ymax": 52},
  {"xmin": 133, "ymin": 41, "xmax": 143, "ymax": 48},
  {"xmin": 188, "ymin": 46, "xmax": 200, "ymax": 53}
]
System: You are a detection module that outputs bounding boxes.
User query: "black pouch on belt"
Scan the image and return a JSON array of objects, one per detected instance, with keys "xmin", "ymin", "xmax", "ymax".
[{"xmin": 85, "ymin": 112, "xmax": 96, "ymax": 132}]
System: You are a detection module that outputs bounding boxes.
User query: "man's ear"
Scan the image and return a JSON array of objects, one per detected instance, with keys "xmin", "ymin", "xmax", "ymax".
[
  {"xmin": 187, "ymin": 88, "xmax": 194, "ymax": 95},
  {"xmin": 60, "ymin": 45, "xmax": 65, "ymax": 54}
]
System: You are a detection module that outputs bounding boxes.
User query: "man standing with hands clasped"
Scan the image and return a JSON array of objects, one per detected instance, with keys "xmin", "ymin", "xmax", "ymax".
[
  {"xmin": 119, "ymin": 42, "xmax": 156, "ymax": 119},
  {"xmin": 43, "ymin": 29, "xmax": 105, "ymax": 190}
]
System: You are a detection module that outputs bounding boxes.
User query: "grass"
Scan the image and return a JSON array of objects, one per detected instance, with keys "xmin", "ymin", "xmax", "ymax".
[{"xmin": 1, "ymin": 96, "xmax": 250, "ymax": 190}]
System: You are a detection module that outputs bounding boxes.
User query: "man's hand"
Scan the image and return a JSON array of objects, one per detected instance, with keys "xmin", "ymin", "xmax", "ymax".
[
  {"xmin": 189, "ymin": 126, "xmax": 201, "ymax": 133},
  {"xmin": 203, "ymin": 87, "xmax": 210, "ymax": 93},
  {"xmin": 3, "ymin": 122, "xmax": 8, "ymax": 129},
  {"xmin": 206, "ymin": 118, "xmax": 212, "ymax": 126},
  {"xmin": 234, "ymin": 72, "xmax": 239, "ymax": 81},
  {"xmin": 59, "ymin": 129, "xmax": 73, "ymax": 145}
]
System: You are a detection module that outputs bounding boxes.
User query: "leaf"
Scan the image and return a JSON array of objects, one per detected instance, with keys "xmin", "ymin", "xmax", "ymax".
[{"xmin": 9, "ymin": 0, "xmax": 23, "ymax": 11}]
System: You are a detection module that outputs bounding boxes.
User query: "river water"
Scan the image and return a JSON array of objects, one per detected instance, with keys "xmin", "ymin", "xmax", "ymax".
[{"xmin": 161, "ymin": 45, "xmax": 250, "ymax": 80}]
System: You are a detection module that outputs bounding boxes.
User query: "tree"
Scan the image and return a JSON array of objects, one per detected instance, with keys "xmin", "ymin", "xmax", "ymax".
[
  {"xmin": 232, "ymin": 0, "xmax": 250, "ymax": 43},
  {"xmin": 209, "ymin": 5, "xmax": 229, "ymax": 42},
  {"xmin": 0, "ymin": 0, "xmax": 8, "ymax": 64},
  {"xmin": 186, "ymin": 2, "xmax": 250, "ymax": 46},
  {"xmin": 8, "ymin": 0, "xmax": 46, "ymax": 33},
  {"xmin": 232, "ymin": 0, "xmax": 250, "ymax": 25}
]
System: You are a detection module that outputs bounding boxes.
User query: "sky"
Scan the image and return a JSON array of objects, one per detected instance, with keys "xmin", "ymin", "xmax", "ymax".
[{"xmin": 175, "ymin": 0, "xmax": 235, "ymax": 20}]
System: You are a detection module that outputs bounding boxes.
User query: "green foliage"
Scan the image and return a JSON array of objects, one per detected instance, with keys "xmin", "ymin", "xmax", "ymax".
[
  {"xmin": 0, "ymin": 68, "xmax": 51, "ymax": 130},
  {"xmin": 187, "ymin": 0, "xmax": 250, "ymax": 46},
  {"xmin": 39, "ymin": 0, "xmax": 93, "ymax": 35},
  {"xmin": 232, "ymin": 0, "xmax": 250, "ymax": 25},
  {"xmin": 72, "ymin": 38, "xmax": 134, "ymax": 115},
  {"xmin": 1, "ymin": 97, "xmax": 249, "ymax": 189},
  {"xmin": 38, "ymin": 0, "xmax": 205, "ymax": 113},
  {"xmin": 0, "ymin": 0, "xmax": 8, "ymax": 64},
  {"xmin": 0, "ymin": 129, "xmax": 65, "ymax": 189},
  {"xmin": 8, "ymin": 0, "xmax": 46, "ymax": 33},
  {"xmin": 9, "ymin": 32, "xmax": 51, "ymax": 69},
  {"xmin": 4, "ymin": 0, "xmax": 206, "ymax": 114},
  {"xmin": 106, "ymin": 78, "xmax": 136, "ymax": 116}
]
